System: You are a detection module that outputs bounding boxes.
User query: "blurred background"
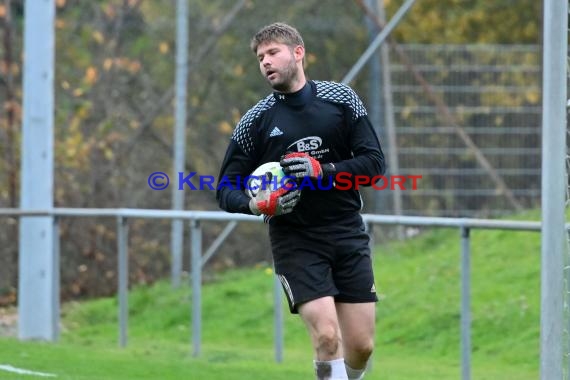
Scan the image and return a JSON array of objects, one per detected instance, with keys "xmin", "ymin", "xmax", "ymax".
[{"xmin": 0, "ymin": 0, "xmax": 543, "ymax": 304}]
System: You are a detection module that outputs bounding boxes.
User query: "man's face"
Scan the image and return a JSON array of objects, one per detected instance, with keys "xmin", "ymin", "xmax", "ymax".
[{"xmin": 256, "ymin": 41, "xmax": 303, "ymax": 92}]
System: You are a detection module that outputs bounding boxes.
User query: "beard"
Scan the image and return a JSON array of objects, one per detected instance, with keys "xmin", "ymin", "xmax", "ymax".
[{"xmin": 267, "ymin": 57, "xmax": 299, "ymax": 93}]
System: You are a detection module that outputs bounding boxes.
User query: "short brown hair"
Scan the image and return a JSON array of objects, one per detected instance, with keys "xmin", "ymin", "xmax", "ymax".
[{"xmin": 250, "ymin": 22, "xmax": 304, "ymax": 54}]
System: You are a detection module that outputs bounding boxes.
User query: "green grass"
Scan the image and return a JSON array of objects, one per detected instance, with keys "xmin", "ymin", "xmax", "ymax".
[{"xmin": 0, "ymin": 212, "xmax": 542, "ymax": 379}]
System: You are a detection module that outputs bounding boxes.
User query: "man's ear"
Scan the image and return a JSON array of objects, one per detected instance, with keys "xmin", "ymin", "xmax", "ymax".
[{"xmin": 294, "ymin": 45, "xmax": 305, "ymax": 63}]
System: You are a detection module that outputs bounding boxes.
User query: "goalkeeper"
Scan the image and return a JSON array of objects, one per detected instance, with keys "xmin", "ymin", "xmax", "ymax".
[{"xmin": 216, "ymin": 22, "xmax": 385, "ymax": 380}]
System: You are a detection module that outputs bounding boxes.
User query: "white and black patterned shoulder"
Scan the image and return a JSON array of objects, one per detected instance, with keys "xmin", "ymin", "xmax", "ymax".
[
  {"xmin": 231, "ymin": 94, "xmax": 276, "ymax": 155},
  {"xmin": 314, "ymin": 80, "xmax": 367, "ymax": 120}
]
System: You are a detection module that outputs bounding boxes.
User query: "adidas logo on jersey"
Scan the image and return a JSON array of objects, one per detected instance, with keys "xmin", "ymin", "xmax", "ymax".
[
  {"xmin": 269, "ymin": 127, "xmax": 284, "ymax": 137},
  {"xmin": 370, "ymin": 283, "xmax": 376, "ymax": 293}
]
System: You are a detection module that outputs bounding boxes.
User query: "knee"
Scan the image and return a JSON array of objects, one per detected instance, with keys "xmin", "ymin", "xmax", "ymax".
[
  {"xmin": 348, "ymin": 337, "xmax": 374, "ymax": 361},
  {"xmin": 315, "ymin": 324, "xmax": 342, "ymax": 357}
]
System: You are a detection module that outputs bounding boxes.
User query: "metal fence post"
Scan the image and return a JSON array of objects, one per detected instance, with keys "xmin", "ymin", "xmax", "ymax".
[
  {"xmin": 539, "ymin": 1, "xmax": 568, "ymax": 379},
  {"xmin": 460, "ymin": 226, "xmax": 471, "ymax": 380},
  {"xmin": 52, "ymin": 216, "xmax": 60, "ymax": 341},
  {"xmin": 117, "ymin": 216, "xmax": 129, "ymax": 348},
  {"xmin": 171, "ymin": 0, "xmax": 190, "ymax": 289},
  {"xmin": 274, "ymin": 273, "xmax": 284, "ymax": 363},
  {"xmin": 190, "ymin": 219, "xmax": 202, "ymax": 357}
]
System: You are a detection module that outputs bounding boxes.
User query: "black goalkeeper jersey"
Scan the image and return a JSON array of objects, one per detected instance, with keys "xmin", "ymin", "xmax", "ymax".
[{"xmin": 216, "ymin": 80, "xmax": 386, "ymax": 227}]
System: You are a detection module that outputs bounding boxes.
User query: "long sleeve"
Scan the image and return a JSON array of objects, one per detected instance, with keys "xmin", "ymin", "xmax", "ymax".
[
  {"xmin": 216, "ymin": 94, "xmax": 276, "ymax": 214},
  {"xmin": 331, "ymin": 114, "xmax": 386, "ymax": 181},
  {"xmin": 216, "ymin": 140, "xmax": 256, "ymax": 214}
]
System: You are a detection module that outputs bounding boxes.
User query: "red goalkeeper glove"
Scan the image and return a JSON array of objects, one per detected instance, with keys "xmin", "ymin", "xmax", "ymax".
[
  {"xmin": 280, "ymin": 152, "xmax": 322, "ymax": 179},
  {"xmin": 248, "ymin": 173, "xmax": 300, "ymax": 216}
]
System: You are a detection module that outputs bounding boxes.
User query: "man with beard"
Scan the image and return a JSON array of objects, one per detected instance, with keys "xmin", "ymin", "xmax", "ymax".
[{"xmin": 216, "ymin": 22, "xmax": 386, "ymax": 380}]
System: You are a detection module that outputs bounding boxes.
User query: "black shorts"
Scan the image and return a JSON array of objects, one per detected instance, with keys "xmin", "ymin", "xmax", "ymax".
[{"xmin": 269, "ymin": 215, "xmax": 378, "ymax": 314}]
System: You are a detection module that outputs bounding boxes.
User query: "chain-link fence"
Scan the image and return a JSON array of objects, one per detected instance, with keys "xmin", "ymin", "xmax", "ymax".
[{"xmin": 381, "ymin": 44, "xmax": 541, "ymax": 218}]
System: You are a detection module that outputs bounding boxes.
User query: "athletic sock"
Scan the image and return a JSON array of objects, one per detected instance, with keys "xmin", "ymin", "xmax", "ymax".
[
  {"xmin": 314, "ymin": 358, "xmax": 349, "ymax": 380},
  {"xmin": 345, "ymin": 362, "xmax": 366, "ymax": 380}
]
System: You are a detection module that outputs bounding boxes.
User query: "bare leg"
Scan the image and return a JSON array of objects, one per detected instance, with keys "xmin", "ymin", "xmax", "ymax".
[
  {"xmin": 299, "ymin": 296, "xmax": 348, "ymax": 379},
  {"xmin": 336, "ymin": 302, "xmax": 375, "ymax": 374},
  {"xmin": 299, "ymin": 296, "xmax": 344, "ymax": 360}
]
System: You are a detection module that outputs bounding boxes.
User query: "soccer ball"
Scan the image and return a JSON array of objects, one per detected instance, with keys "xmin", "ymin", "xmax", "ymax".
[{"xmin": 246, "ymin": 161, "xmax": 287, "ymax": 198}]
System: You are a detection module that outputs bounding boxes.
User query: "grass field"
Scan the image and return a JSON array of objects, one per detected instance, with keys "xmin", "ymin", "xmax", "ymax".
[{"xmin": 0, "ymin": 212, "xmax": 542, "ymax": 379}]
